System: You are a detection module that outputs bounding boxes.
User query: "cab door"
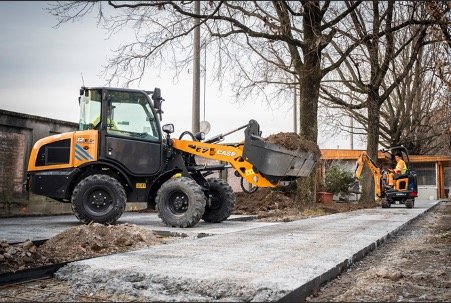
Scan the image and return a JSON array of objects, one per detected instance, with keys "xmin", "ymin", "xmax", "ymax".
[{"xmin": 103, "ymin": 90, "xmax": 162, "ymax": 176}]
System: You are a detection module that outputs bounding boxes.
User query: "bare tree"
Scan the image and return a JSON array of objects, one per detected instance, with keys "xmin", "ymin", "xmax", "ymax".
[
  {"xmin": 319, "ymin": 1, "xmax": 437, "ymax": 202},
  {"xmin": 320, "ymin": 1, "xmax": 450, "ymax": 157},
  {"xmin": 381, "ymin": 39, "xmax": 451, "ymax": 155},
  {"xmin": 49, "ymin": 1, "xmax": 367, "ymax": 206}
]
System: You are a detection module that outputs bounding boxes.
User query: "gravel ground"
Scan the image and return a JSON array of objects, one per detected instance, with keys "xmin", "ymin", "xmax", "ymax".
[
  {"xmin": 0, "ymin": 202, "xmax": 448, "ymax": 302},
  {"xmin": 307, "ymin": 201, "xmax": 451, "ymax": 302}
]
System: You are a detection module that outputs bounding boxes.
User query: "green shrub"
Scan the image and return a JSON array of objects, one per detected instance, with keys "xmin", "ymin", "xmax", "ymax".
[{"xmin": 324, "ymin": 165, "xmax": 354, "ymax": 195}]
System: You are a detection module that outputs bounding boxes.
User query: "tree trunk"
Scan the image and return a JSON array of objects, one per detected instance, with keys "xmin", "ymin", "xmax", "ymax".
[
  {"xmin": 360, "ymin": 92, "xmax": 381, "ymax": 202},
  {"xmin": 295, "ymin": 1, "xmax": 322, "ymax": 208}
]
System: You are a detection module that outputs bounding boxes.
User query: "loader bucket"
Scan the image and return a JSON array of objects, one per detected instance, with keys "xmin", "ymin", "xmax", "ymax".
[{"xmin": 242, "ymin": 120, "xmax": 319, "ymax": 184}]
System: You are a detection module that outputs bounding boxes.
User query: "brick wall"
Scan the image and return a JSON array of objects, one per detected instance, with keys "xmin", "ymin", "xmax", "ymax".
[
  {"xmin": 0, "ymin": 109, "xmax": 78, "ymax": 216},
  {"xmin": 0, "ymin": 132, "xmax": 25, "ymax": 194}
]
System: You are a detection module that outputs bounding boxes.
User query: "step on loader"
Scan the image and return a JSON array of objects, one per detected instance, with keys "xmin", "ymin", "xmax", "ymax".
[{"xmin": 26, "ymin": 87, "xmax": 319, "ymax": 227}]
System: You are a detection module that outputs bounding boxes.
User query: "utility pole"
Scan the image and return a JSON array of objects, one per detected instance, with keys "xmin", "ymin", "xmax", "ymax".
[
  {"xmin": 350, "ymin": 115, "xmax": 354, "ymax": 150},
  {"xmin": 203, "ymin": 40, "xmax": 207, "ymax": 122},
  {"xmin": 293, "ymin": 78, "xmax": 297, "ymax": 133},
  {"xmin": 192, "ymin": 0, "xmax": 200, "ymax": 133}
]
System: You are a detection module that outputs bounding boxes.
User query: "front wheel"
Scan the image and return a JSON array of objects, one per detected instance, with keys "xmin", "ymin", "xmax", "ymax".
[
  {"xmin": 71, "ymin": 174, "xmax": 126, "ymax": 224},
  {"xmin": 203, "ymin": 178, "xmax": 236, "ymax": 223},
  {"xmin": 156, "ymin": 177, "xmax": 206, "ymax": 228}
]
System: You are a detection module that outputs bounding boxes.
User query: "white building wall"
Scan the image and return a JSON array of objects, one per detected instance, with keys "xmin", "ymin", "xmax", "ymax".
[{"xmin": 417, "ymin": 186, "xmax": 437, "ymax": 200}]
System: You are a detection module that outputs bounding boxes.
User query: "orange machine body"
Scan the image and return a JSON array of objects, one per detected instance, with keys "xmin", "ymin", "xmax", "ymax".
[{"xmin": 27, "ymin": 130, "xmax": 98, "ymax": 172}]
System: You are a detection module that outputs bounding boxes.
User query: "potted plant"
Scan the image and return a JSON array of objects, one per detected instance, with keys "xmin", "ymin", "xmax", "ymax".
[
  {"xmin": 327, "ymin": 165, "xmax": 354, "ymax": 201},
  {"xmin": 316, "ymin": 183, "xmax": 334, "ymax": 204}
]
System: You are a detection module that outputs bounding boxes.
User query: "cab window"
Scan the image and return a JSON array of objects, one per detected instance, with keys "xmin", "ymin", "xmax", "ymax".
[
  {"xmin": 106, "ymin": 91, "xmax": 160, "ymax": 142},
  {"xmin": 79, "ymin": 90, "xmax": 102, "ymax": 130}
]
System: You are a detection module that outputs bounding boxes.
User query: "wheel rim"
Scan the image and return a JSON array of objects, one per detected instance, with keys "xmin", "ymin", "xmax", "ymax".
[
  {"xmin": 83, "ymin": 187, "xmax": 114, "ymax": 216},
  {"xmin": 167, "ymin": 190, "xmax": 189, "ymax": 214}
]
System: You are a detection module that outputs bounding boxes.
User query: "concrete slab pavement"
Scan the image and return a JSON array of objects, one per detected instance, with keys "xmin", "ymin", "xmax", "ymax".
[
  {"xmin": 0, "ymin": 212, "xmax": 265, "ymax": 243},
  {"xmin": 55, "ymin": 200, "xmax": 441, "ymax": 302}
]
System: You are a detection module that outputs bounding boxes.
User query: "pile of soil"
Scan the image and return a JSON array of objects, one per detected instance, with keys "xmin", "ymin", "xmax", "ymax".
[
  {"xmin": 233, "ymin": 187, "xmax": 379, "ymax": 222},
  {"xmin": 234, "ymin": 188, "xmax": 295, "ymax": 214},
  {"xmin": 0, "ymin": 223, "xmax": 166, "ymax": 274},
  {"xmin": 265, "ymin": 132, "xmax": 321, "ymax": 157}
]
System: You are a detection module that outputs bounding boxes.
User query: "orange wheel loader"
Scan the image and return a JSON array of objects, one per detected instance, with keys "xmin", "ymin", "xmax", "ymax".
[{"xmin": 26, "ymin": 87, "xmax": 319, "ymax": 227}]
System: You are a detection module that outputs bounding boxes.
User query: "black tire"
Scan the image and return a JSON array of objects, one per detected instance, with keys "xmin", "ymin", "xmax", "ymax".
[
  {"xmin": 381, "ymin": 198, "xmax": 391, "ymax": 208},
  {"xmin": 71, "ymin": 174, "xmax": 126, "ymax": 224},
  {"xmin": 203, "ymin": 178, "xmax": 236, "ymax": 223},
  {"xmin": 405, "ymin": 199, "xmax": 414, "ymax": 208},
  {"xmin": 156, "ymin": 177, "xmax": 206, "ymax": 228}
]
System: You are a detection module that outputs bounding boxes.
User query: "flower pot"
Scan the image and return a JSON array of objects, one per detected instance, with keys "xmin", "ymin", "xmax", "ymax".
[{"xmin": 316, "ymin": 192, "xmax": 334, "ymax": 204}]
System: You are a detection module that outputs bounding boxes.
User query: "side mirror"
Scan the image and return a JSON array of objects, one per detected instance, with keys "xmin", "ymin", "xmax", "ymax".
[
  {"xmin": 152, "ymin": 88, "xmax": 164, "ymax": 121},
  {"xmin": 162, "ymin": 124, "xmax": 174, "ymax": 134}
]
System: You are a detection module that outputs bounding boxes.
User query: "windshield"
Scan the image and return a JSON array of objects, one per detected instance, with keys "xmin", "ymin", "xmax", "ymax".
[{"xmin": 79, "ymin": 89, "xmax": 102, "ymax": 131}]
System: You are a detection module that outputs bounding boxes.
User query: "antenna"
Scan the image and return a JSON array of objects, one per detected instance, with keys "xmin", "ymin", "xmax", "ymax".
[{"xmin": 80, "ymin": 72, "xmax": 85, "ymax": 87}]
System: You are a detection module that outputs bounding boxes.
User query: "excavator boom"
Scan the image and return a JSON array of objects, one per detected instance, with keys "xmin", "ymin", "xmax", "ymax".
[{"xmin": 352, "ymin": 152, "xmax": 382, "ymax": 198}]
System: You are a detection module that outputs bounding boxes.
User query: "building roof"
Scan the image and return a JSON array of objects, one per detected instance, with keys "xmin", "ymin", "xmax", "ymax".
[{"xmin": 320, "ymin": 149, "xmax": 451, "ymax": 163}]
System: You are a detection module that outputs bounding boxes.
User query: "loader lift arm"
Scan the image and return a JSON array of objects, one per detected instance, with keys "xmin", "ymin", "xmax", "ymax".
[
  {"xmin": 171, "ymin": 119, "xmax": 318, "ymax": 190},
  {"xmin": 172, "ymin": 139, "xmax": 276, "ymax": 188}
]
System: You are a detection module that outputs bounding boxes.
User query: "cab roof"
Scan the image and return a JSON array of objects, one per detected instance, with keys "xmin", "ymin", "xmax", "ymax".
[{"xmin": 80, "ymin": 86, "xmax": 153, "ymax": 95}]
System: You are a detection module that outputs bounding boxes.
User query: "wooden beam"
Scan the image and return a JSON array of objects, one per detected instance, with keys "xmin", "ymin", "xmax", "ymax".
[
  {"xmin": 438, "ymin": 161, "xmax": 444, "ymax": 199},
  {"xmin": 320, "ymin": 149, "xmax": 451, "ymax": 164}
]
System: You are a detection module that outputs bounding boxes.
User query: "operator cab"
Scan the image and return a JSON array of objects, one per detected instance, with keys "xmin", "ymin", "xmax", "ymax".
[
  {"xmin": 79, "ymin": 87, "xmax": 164, "ymax": 175},
  {"xmin": 381, "ymin": 145, "xmax": 418, "ymax": 205}
]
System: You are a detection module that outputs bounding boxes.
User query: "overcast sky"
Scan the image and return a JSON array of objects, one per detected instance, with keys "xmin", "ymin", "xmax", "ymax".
[{"xmin": 0, "ymin": 1, "xmax": 362, "ymax": 149}]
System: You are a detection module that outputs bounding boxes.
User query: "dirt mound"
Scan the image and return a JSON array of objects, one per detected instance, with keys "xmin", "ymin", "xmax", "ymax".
[
  {"xmin": 265, "ymin": 132, "xmax": 321, "ymax": 156},
  {"xmin": 0, "ymin": 223, "xmax": 166, "ymax": 274},
  {"xmin": 234, "ymin": 188, "xmax": 293, "ymax": 214},
  {"xmin": 234, "ymin": 187, "xmax": 326, "ymax": 222},
  {"xmin": 233, "ymin": 185, "xmax": 379, "ymax": 222}
]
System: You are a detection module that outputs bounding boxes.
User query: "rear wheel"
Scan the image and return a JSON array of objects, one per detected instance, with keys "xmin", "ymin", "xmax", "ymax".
[
  {"xmin": 71, "ymin": 174, "xmax": 126, "ymax": 224},
  {"xmin": 203, "ymin": 178, "xmax": 236, "ymax": 223},
  {"xmin": 156, "ymin": 177, "xmax": 206, "ymax": 227},
  {"xmin": 405, "ymin": 199, "xmax": 414, "ymax": 208},
  {"xmin": 381, "ymin": 198, "xmax": 391, "ymax": 208}
]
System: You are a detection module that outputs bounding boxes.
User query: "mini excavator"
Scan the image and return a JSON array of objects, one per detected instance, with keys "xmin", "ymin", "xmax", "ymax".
[{"xmin": 350, "ymin": 146, "xmax": 418, "ymax": 208}]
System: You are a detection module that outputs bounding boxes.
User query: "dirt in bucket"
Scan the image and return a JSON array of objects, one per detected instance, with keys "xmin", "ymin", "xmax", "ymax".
[{"xmin": 264, "ymin": 132, "xmax": 321, "ymax": 157}]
